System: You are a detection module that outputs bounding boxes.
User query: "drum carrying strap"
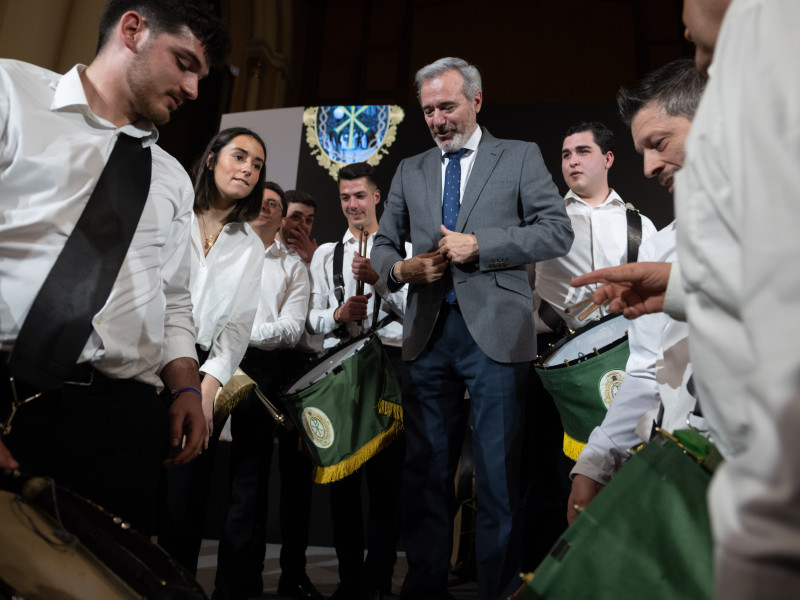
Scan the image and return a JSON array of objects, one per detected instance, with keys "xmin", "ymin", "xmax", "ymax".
[
  {"xmin": 7, "ymin": 134, "xmax": 152, "ymax": 392},
  {"xmin": 537, "ymin": 206, "xmax": 644, "ymax": 336},
  {"xmin": 625, "ymin": 204, "xmax": 643, "ymax": 264}
]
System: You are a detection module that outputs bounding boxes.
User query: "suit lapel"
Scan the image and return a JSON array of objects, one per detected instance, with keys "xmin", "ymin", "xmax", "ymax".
[
  {"xmin": 457, "ymin": 131, "xmax": 503, "ymax": 232},
  {"xmin": 424, "ymin": 149, "xmax": 444, "ymax": 233}
]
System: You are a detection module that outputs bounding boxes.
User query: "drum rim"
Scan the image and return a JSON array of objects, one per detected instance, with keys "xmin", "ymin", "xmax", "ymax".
[
  {"xmin": 280, "ymin": 332, "xmax": 378, "ymax": 397},
  {"xmin": 535, "ymin": 313, "xmax": 628, "ymax": 370},
  {"xmin": 0, "ymin": 470, "xmax": 207, "ymax": 599}
]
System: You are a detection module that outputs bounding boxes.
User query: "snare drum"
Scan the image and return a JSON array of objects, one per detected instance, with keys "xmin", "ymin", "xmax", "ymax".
[
  {"xmin": 534, "ymin": 314, "xmax": 630, "ymax": 460},
  {"xmin": 0, "ymin": 470, "xmax": 207, "ymax": 599},
  {"xmin": 280, "ymin": 333, "xmax": 402, "ymax": 484}
]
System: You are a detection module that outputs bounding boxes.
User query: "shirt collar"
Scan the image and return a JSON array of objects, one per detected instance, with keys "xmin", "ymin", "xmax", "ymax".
[
  {"xmin": 265, "ymin": 239, "xmax": 282, "ymax": 256},
  {"xmin": 342, "ymin": 228, "xmax": 375, "ymax": 244},
  {"xmin": 51, "ymin": 64, "xmax": 159, "ymax": 147},
  {"xmin": 274, "ymin": 235, "xmax": 297, "ymax": 256},
  {"xmin": 229, "ymin": 221, "xmax": 254, "ymax": 236},
  {"xmin": 439, "ymin": 126, "xmax": 482, "ymax": 161},
  {"xmin": 565, "ymin": 188, "xmax": 625, "ymax": 208}
]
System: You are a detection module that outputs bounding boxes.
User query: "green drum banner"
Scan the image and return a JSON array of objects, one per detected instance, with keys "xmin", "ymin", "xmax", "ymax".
[
  {"xmin": 515, "ymin": 430, "xmax": 717, "ymax": 600},
  {"xmin": 281, "ymin": 334, "xmax": 403, "ymax": 483}
]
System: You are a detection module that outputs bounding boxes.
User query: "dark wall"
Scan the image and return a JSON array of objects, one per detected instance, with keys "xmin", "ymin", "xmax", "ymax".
[{"xmin": 295, "ymin": 102, "xmax": 673, "ymax": 249}]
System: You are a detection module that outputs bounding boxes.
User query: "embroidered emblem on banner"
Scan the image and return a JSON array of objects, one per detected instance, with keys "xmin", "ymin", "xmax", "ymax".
[
  {"xmin": 302, "ymin": 407, "xmax": 335, "ymax": 448},
  {"xmin": 598, "ymin": 370, "xmax": 625, "ymax": 409},
  {"xmin": 303, "ymin": 105, "xmax": 404, "ymax": 179}
]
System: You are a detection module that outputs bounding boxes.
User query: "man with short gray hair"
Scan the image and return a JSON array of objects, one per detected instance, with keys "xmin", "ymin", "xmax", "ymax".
[{"xmin": 372, "ymin": 56, "xmax": 573, "ymax": 600}]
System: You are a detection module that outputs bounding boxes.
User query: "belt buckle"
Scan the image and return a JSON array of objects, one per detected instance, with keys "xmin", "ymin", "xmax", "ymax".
[
  {"xmin": 64, "ymin": 368, "xmax": 95, "ymax": 387},
  {"xmin": 3, "ymin": 376, "xmax": 43, "ymax": 436},
  {"xmin": 8, "ymin": 376, "xmax": 42, "ymax": 405},
  {"xmin": 333, "ymin": 284, "xmax": 346, "ymax": 302}
]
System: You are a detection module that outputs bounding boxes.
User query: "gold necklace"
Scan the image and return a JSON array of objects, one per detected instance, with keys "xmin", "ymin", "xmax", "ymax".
[{"xmin": 199, "ymin": 213, "xmax": 224, "ymax": 251}]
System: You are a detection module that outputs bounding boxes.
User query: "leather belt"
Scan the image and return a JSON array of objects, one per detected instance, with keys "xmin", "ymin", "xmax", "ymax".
[{"xmin": 1, "ymin": 350, "xmax": 99, "ymax": 404}]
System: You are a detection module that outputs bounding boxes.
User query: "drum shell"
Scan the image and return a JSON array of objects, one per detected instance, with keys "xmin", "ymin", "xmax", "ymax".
[
  {"xmin": 523, "ymin": 432, "xmax": 714, "ymax": 600},
  {"xmin": 535, "ymin": 314, "xmax": 630, "ymax": 459},
  {"xmin": 0, "ymin": 471, "xmax": 207, "ymax": 599},
  {"xmin": 280, "ymin": 334, "xmax": 403, "ymax": 483},
  {"xmin": 536, "ymin": 340, "xmax": 629, "ymax": 444}
]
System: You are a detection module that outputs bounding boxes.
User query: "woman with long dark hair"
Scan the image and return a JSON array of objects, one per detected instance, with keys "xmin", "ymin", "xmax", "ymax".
[
  {"xmin": 189, "ymin": 127, "xmax": 267, "ymax": 438},
  {"xmin": 160, "ymin": 127, "xmax": 267, "ymax": 574}
]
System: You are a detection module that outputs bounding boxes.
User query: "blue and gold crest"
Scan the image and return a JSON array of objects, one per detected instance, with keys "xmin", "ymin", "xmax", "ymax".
[{"xmin": 303, "ymin": 105, "xmax": 404, "ymax": 179}]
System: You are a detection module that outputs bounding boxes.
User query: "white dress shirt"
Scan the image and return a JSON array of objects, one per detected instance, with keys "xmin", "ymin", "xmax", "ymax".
[
  {"xmin": 0, "ymin": 60, "xmax": 196, "ymax": 389},
  {"xmin": 670, "ymin": 1, "xmax": 800, "ymax": 595},
  {"xmin": 190, "ymin": 215, "xmax": 263, "ymax": 386},
  {"xmin": 572, "ymin": 222, "xmax": 688, "ymax": 484},
  {"xmin": 250, "ymin": 238, "xmax": 310, "ymax": 351},
  {"xmin": 308, "ymin": 230, "xmax": 410, "ymax": 349},
  {"xmin": 533, "ymin": 189, "xmax": 657, "ymax": 333}
]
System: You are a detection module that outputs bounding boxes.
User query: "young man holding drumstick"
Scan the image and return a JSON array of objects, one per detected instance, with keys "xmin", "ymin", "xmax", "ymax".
[{"xmin": 306, "ymin": 162, "xmax": 409, "ymax": 600}]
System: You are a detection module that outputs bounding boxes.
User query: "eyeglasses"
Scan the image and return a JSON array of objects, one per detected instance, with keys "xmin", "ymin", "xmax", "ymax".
[{"xmin": 265, "ymin": 199, "xmax": 281, "ymax": 210}]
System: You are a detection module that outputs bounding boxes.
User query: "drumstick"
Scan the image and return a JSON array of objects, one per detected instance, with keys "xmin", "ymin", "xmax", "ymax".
[
  {"xmin": 577, "ymin": 300, "xmax": 610, "ymax": 321},
  {"xmin": 564, "ymin": 297, "xmax": 595, "ymax": 314},
  {"xmin": 355, "ymin": 227, "xmax": 368, "ymax": 296}
]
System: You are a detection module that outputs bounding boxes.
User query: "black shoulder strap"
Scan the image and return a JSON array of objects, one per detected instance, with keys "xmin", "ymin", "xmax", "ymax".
[
  {"xmin": 371, "ymin": 293, "xmax": 383, "ymax": 330},
  {"xmin": 626, "ymin": 205, "xmax": 643, "ymax": 264},
  {"xmin": 537, "ymin": 300, "xmax": 566, "ymax": 337},
  {"xmin": 333, "ymin": 240, "xmax": 390, "ymax": 333},
  {"xmin": 330, "ymin": 241, "xmax": 350, "ymax": 339},
  {"xmin": 332, "ymin": 241, "xmax": 345, "ymax": 306},
  {"xmin": 8, "ymin": 134, "xmax": 152, "ymax": 390}
]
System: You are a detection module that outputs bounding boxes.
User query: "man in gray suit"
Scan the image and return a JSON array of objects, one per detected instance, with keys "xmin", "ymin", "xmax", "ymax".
[{"xmin": 371, "ymin": 57, "xmax": 574, "ymax": 600}]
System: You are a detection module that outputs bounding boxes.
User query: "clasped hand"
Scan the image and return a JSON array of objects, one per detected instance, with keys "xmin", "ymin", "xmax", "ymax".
[
  {"xmin": 437, "ymin": 225, "xmax": 478, "ymax": 264},
  {"xmin": 393, "ymin": 225, "xmax": 479, "ymax": 284}
]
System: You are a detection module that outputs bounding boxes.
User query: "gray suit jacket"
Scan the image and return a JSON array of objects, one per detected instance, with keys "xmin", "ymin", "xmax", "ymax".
[{"xmin": 372, "ymin": 128, "xmax": 573, "ymax": 363}]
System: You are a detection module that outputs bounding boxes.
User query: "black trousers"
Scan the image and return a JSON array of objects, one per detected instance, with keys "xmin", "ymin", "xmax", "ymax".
[
  {"xmin": 330, "ymin": 431, "xmax": 406, "ymax": 589},
  {"xmin": 213, "ymin": 348, "xmax": 315, "ymax": 599},
  {"xmin": 330, "ymin": 344, "xmax": 406, "ymax": 590},
  {"xmin": 0, "ymin": 358, "xmax": 167, "ymax": 535},
  {"xmin": 520, "ymin": 334, "xmax": 573, "ymax": 571},
  {"xmin": 158, "ymin": 431, "xmax": 218, "ymax": 574},
  {"xmin": 159, "ymin": 346, "xmax": 215, "ymax": 574}
]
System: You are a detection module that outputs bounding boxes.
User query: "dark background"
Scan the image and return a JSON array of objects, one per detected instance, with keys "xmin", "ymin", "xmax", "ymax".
[
  {"xmin": 154, "ymin": 0, "xmax": 690, "ymax": 245},
  {"xmin": 292, "ymin": 102, "xmax": 674, "ymax": 247}
]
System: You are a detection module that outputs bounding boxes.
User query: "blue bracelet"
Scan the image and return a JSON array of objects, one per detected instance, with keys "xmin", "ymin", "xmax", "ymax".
[{"xmin": 171, "ymin": 386, "xmax": 202, "ymax": 400}]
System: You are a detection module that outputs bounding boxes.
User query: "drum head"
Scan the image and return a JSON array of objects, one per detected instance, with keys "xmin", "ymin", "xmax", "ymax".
[
  {"xmin": 285, "ymin": 337, "xmax": 368, "ymax": 394},
  {"xmin": 540, "ymin": 314, "xmax": 629, "ymax": 368},
  {"xmin": 0, "ymin": 486, "xmax": 139, "ymax": 599},
  {"xmin": 0, "ymin": 471, "xmax": 207, "ymax": 600}
]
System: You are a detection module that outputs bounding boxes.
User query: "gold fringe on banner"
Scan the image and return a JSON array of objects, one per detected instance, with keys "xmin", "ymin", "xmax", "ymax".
[
  {"xmin": 313, "ymin": 418, "xmax": 404, "ymax": 485},
  {"xmin": 377, "ymin": 398, "xmax": 403, "ymax": 422},
  {"xmin": 562, "ymin": 432, "xmax": 587, "ymax": 462}
]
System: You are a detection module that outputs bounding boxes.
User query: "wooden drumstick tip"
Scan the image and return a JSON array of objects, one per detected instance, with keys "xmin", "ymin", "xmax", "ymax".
[
  {"xmin": 564, "ymin": 296, "xmax": 594, "ymax": 315},
  {"xmin": 577, "ymin": 300, "xmax": 610, "ymax": 321}
]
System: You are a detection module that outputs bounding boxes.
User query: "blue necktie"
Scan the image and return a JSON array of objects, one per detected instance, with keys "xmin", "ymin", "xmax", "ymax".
[{"xmin": 443, "ymin": 148, "xmax": 467, "ymax": 304}]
